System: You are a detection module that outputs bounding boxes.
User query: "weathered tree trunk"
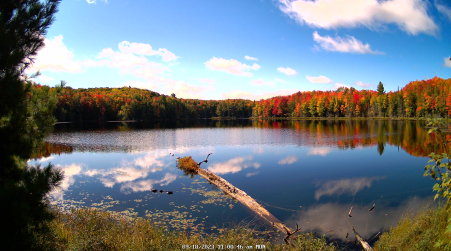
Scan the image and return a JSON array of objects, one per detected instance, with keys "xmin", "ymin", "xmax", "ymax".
[
  {"xmin": 352, "ymin": 226, "xmax": 373, "ymax": 251},
  {"xmin": 197, "ymin": 168, "xmax": 290, "ymax": 233}
]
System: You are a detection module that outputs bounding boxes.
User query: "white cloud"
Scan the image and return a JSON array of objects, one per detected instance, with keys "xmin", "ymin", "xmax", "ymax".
[
  {"xmin": 198, "ymin": 78, "xmax": 216, "ymax": 84},
  {"xmin": 445, "ymin": 57, "xmax": 451, "ymax": 68},
  {"xmin": 329, "ymin": 83, "xmax": 351, "ymax": 90},
  {"xmin": 118, "ymin": 41, "xmax": 178, "ymax": 61},
  {"xmin": 37, "ymin": 75, "xmax": 55, "ymax": 83},
  {"xmin": 86, "ymin": 0, "xmax": 108, "ymax": 4},
  {"xmin": 222, "ymin": 89, "xmax": 298, "ymax": 100},
  {"xmin": 86, "ymin": 46, "xmax": 168, "ymax": 79},
  {"xmin": 87, "ymin": 42, "xmax": 210, "ymax": 98},
  {"xmin": 313, "ymin": 31, "xmax": 383, "ymax": 54},
  {"xmin": 165, "ymin": 81, "xmax": 214, "ymax": 99},
  {"xmin": 119, "ymin": 80, "xmax": 158, "ymax": 90},
  {"xmin": 277, "ymin": 67, "xmax": 297, "ymax": 76},
  {"xmin": 251, "ymin": 78, "xmax": 275, "ymax": 86},
  {"xmin": 307, "ymin": 147, "xmax": 333, "ymax": 156},
  {"xmin": 306, "ymin": 75, "xmax": 332, "ymax": 83},
  {"xmin": 435, "ymin": 1, "xmax": 451, "ymax": 21},
  {"xmin": 27, "ymin": 35, "xmax": 82, "ymax": 73},
  {"xmin": 245, "ymin": 55, "xmax": 258, "ymax": 61},
  {"xmin": 278, "ymin": 156, "xmax": 298, "ymax": 165},
  {"xmin": 278, "ymin": 0, "xmax": 438, "ymax": 35},
  {"xmin": 205, "ymin": 57, "xmax": 260, "ymax": 76},
  {"xmin": 355, "ymin": 81, "xmax": 372, "ymax": 88},
  {"xmin": 274, "ymin": 78, "xmax": 287, "ymax": 83}
]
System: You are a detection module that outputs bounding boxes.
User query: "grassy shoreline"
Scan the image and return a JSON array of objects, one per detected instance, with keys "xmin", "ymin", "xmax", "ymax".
[
  {"xmin": 34, "ymin": 201, "xmax": 450, "ymax": 251},
  {"xmin": 38, "ymin": 207, "xmax": 337, "ymax": 251}
]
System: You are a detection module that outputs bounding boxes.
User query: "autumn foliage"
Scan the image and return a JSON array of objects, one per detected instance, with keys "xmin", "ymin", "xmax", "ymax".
[
  {"xmin": 44, "ymin": 77, "xmax": 451, "ymax": 122},
  {"xmin": 52, "ymin": 86, "xmax": 253, "ymax": 122},
  {"xmin": 253, "ymin": 77, "xmax": 451, "ymax": 119}
]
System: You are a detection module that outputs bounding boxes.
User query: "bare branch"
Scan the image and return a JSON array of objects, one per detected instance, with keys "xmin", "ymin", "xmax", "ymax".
[
  {"xmin": 283, "ymin": 223, "xmax": 301, "ymax": 245},
  {"xmin": 198, "ymin": 153, "xmax": 213, "ymax": 166}
]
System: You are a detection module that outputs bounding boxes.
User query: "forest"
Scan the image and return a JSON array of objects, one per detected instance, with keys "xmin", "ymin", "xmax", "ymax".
[
  {"xmin": 51, "ymin": 85, "xmax": 253, "ymax": 121},
  {"xmin": 253, "ymin": 77, "xmax": 451, "ymax": 118},
  {"xmin": 43, "ymin": 76, "xmax": 451, "ymax": 122}
]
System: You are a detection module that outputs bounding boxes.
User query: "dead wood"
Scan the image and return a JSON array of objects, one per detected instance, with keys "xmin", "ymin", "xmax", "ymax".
[
  {"xmin": 352, "ymin": 226, "xmax": 374, "ymax": 251},
  {"xmin": 283, "ymin": 223, "xmax": 301, "ymax": 245},
  {"xmin": 192, "ymin": 154, "xmax": 291, "ymax": 234},
  {"xmin": 198, "ymin": 153, "xmax": 213, "ymax": 166}
]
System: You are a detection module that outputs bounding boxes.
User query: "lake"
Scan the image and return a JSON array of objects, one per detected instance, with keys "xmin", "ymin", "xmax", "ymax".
[{"xmin": 30, "ymin": 119, "xmax": 441, "ymax": 242}]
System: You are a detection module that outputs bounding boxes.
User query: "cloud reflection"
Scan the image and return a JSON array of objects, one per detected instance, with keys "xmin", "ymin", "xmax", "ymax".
[
  {"xmin": 307, "ymin": 147, "xmax": 332, "ymax": 156},
  {"xmin": 120, "ymin": 173, "xmax": 177, "ymax": 194},
  {"xmin": 278, "ymin": 156, "xmax": 298, "ymax": 165},
  {"xmin": 286, "ymin": 197, "xmax": 433, "ymax": 240},
  {"xmin": 246, "ymin": 172, "xmax": 259, "ymax": 177},
  {"xmin": 209, "ymin": 156, "xmax": 260, "ymax": 174},
  {"xmin": 315, "ymin": 176, "xmax": 385, "ymax": 200},
  {"xmin": 50, "ymin": 163, "xmax": 84, "ymax": 200}
]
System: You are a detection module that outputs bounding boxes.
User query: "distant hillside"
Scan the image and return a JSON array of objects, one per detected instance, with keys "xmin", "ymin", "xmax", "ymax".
[{"xmin": 51, "ymin": 86, "xmax": 253, "ymax": 122}]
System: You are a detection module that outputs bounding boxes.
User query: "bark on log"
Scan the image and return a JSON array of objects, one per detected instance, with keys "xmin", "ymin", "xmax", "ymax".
[
  {"xmin": 352, "ymin": 226, "xmax": 374, "ymax": 251},
  {"xmin": 197, "ymin": 167, "xmax": 291, "ymax": 233}
]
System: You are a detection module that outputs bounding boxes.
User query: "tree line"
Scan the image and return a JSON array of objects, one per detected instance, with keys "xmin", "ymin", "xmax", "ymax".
[
  {"xmin": 52, "ymin": 86, "xmax": 254, "ymax": 122},
  {"xmin": 48, "ymin": 77, "xmax": 451, "ymax": 122},
  {"xmin": 253, "ymin": 77, "xmax": 451, "ymax": 118}
]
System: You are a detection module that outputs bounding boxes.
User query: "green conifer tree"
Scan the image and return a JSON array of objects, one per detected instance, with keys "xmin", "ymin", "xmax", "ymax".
[{"xmin": 0, "ymin": 1, "xmax": 64, "ymax": 249}]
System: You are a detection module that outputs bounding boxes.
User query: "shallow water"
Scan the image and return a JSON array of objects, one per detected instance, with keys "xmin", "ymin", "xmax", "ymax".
[{"xmin": 30, "ymin": 119, "xmax": 440, "ymax": 240}]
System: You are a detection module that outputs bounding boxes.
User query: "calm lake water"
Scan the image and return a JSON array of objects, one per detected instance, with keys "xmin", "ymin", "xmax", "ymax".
[{"xmin": 30, "ymin": 119, "xmax": 441, "ymax": 241}]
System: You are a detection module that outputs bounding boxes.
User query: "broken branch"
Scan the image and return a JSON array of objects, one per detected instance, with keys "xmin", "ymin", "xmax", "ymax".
[
  {"xmin": 283, "ymin": 223, "xmax": 301, "ymax": 245},
  {"xmin": 198, "ymin": 153, "xmax": 213, "ymax": 166}
]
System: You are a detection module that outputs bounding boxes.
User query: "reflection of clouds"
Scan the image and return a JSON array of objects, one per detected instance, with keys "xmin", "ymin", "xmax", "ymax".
[
  {"xmin": 307, "ymin": 147, "xmax": 332, "ymax": 156},
  {"xmin": 133, "ymin": 149, "xmax": 176, "ymax": 168},
  {"xmin": 86, "ymin": 148, "xmax": 178, "ymax": 188},
  {"xmin": 278, "ymin": 156, "xmax": 297, "ymax": 165},
  {"xmin": 253, "ymin": 147, "xmax": 264, "ymax": 154},
  {"xmin": 50, "ymin": 163, "xmax": 84, "ymax": 200},
  {"xmin": 246, "ymin": 172, "xmax": 259, "ymax": 177},
  {"xmin": 93, "ymin": 166, "xmax": 151, "ymax": 188},
  {"xmin": 209, "ymin": 156, "xmax": 260, "ymax": 174},
  {"xmin": 27, "ymin": 156, "xmax": 55, "ymax": 164},
  {"xmin": 120, "ymin": 173, "xmax": 177, "ymax": 194},
  {"xmin": 286, "ymin": 197, "xmax": 432, "ymax": 240},
  {"xmin": 315, "ymin": 177, "xmax": 385, "ymax": 200}
]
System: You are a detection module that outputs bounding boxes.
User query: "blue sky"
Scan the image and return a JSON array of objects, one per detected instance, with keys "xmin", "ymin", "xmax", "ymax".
[{"xmin": 28, "ymin": 0, "xmax": 451, "ymax": 100}]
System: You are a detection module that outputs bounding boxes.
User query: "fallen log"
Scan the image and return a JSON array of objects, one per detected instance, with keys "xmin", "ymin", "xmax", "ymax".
[
  {"xmin": 175, "ymin": 154, "xmax": 294, "ymax": 235},
  {"xmin": 197, "ymin": 167, "xmax": 289, "ymax": 233},
  {"xmin": 352, "ymin": 226, "xmax": 373, "ymax": 251}
]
